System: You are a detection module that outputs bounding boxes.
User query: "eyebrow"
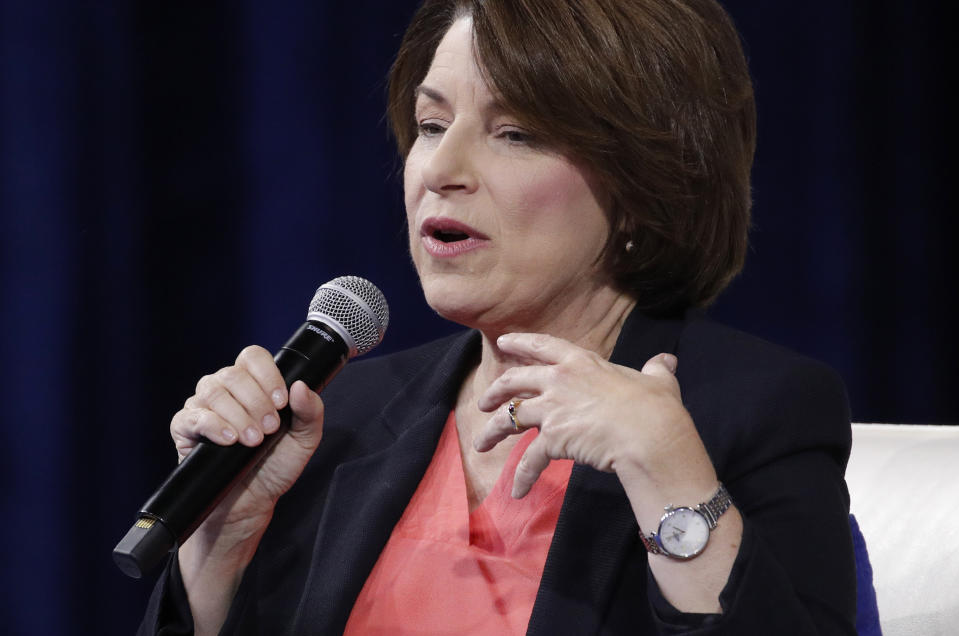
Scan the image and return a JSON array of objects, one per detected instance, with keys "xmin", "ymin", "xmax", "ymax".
[
  {"xmin": 413, "ymin": 84, "xmax": 447, "ymax": 106},
  {"xmin": 413, "ymin": 83, "xmax": 511, "ymax": 118}
]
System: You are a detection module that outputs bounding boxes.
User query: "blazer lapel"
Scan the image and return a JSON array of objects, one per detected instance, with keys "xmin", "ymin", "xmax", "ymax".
[
  {"xmin": 527, "ymin": 309, "xmax": 686, "ymax": 635},
  {"xmin": 289, "ymin": 331, "xmax": 481, "ymax": 635}
]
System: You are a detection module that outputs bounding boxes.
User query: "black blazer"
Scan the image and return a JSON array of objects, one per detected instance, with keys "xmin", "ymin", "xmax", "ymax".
[{"xmin": 141, "ymin": 309, "xmax": 856, "ymax": 635}]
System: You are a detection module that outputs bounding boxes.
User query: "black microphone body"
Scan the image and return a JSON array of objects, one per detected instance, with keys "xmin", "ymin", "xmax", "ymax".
[{"xmin": 113, "ymin": 278, "xmax": 388, "ymax": 579}]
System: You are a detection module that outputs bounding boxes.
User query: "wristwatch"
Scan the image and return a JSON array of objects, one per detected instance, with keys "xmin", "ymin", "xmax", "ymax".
[{"xmin": 640, "ymin": 483, "xmax": 732, "ymax": 560}]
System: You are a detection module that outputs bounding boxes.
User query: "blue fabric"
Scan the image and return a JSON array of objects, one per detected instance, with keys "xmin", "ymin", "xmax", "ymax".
[{"xmin": 850, "ymin": 515, "xmax": 882, "ymax": 635}]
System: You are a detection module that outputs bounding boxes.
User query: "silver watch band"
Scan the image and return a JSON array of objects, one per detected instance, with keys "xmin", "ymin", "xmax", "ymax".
[
  {"xmin": 639, "ymin": 483, "xmax": 732, "ymax": 556},
  {"xmin": 639, "ymin": 530, "xmax": 667, "ymax": 555},
  {"xmin": 696, "ymin": 483, "xmax": 732, "ymax": 529}
]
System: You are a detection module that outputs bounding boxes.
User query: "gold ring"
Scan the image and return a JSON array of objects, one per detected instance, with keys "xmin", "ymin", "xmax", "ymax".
[{"xmin": 508, "ymin": 399, "xmax": 524, "ymax": 432}]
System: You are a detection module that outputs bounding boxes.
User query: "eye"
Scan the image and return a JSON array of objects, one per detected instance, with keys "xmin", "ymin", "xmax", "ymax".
[
  {"xmin": 417, "ymin": 121, "xmax": 446, "ymax": 137},
  {"xmin": 496, "ymin": 126, "xmax": 535, "ymax": 146}
]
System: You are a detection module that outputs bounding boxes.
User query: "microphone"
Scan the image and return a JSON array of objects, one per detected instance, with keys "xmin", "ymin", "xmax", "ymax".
[{"xmin": 112, "ymin": 276, "xmax": 389, "ymax": 579}]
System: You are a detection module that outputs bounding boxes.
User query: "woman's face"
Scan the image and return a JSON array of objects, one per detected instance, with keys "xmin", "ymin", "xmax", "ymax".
[{"xmin": 404, "ymin": 17, "xmax": 613, "ymax": 332}]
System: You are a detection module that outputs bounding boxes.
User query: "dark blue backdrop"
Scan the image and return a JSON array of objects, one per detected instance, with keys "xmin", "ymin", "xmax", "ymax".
[{"xmin": 1, "ymin": 1, "xmax": 954, "ymax": 633}]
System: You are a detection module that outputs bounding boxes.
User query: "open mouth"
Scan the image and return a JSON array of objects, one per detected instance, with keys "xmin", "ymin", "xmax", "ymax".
[
  {"xmin": 432, "ymin": 229, "xmax": 470, "ymax": 243},
  {"xmin": 419, "ymin": 217, "xmax": 488, "ymax": 257},
  {"xmin": 421, "ymin": 217, "xmax": 486, "ymax": 242}
]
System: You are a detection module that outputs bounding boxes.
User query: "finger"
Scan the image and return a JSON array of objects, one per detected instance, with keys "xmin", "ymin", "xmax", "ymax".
[
  {"xmin": 473, "ymin": 399, "xmax": 538, "ymax": 452},
  {"xmin": 236, "ymin": 345, "xmax": 288, "ymax": 410},
  {"xmin": 512, "ymin": 434, "xmax": 551, "ymax": 499},
  {"xmin": 640, "ymin": 353, "xmax": 678, "ymax": 379},
  {"xmin": 195, "ymin": 368, "xmax": 275, "ymax": 446},
  {"xmin": 477, "ymin": 364, "xmax": 550, "ymax": 412},
  {"xmin": 287, "ymin": 380, "xmax": 324, "ymax": 440},
  {"xmin": 171, "ymin": 407, "xmax": 239, "ymax": 456},
  {"xmin": 496, "ymin": 332, "xmax": 579, "ymax": 365}
]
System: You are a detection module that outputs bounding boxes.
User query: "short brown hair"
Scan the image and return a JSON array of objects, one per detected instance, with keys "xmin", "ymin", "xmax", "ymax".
[{"xmin": 388, "ymin": 0, "xmax": 756, "ymax": 317}]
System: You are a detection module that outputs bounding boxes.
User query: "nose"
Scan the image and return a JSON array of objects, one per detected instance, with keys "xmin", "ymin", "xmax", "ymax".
[{"xmin": 420, "ymin": 122, "xmax": 478, "ymax": 195}]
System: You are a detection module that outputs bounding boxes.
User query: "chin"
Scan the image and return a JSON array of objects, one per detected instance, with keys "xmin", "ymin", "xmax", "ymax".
[{"xmin": 417, "ymin": 273, "xmax": 488, "ymax": 329}]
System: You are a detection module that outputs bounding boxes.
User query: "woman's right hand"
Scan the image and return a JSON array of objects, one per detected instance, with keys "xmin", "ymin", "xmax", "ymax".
[{"xmin": 170, "ymin": 345, "xmax": 325, "ymax": 634}]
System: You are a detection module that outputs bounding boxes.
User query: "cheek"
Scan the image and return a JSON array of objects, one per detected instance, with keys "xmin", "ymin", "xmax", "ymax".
[
  {"xmin": 507, "ymin": 161, "xmax": 609, "ymax": 242},
  {"xmin": 402, "ymin": 154, "xmax": 421, "ymax": 217},
  {"xmin": 403, "ymin": 151, "xmax": 430, "ymax": 257},
  {"xmin": 402, "ymin": 157, "xmax": 422, "ymax": 266}
]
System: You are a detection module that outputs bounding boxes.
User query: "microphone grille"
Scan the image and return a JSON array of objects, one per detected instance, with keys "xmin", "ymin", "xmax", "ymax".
[{"xmin": 308, "ymin": 276, "xmax": 389, "ymax": 357}]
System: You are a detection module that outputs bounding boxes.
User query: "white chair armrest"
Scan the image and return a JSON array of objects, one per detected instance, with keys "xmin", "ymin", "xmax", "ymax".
[{"xmin": 847, "ymin": 423, "xmax": 959, "ymax": 636}]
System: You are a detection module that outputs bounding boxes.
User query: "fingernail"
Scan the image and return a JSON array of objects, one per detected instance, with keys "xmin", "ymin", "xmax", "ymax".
[
  {"xmin": 221, "ymin": 428, "xmax": 237, "ymax": 442},
  {"xmin": 662, "ymin": 354, "xmax": 678, "ymax": 374},
  {"xmin": 262, "ymin": 414, "xmax": 279, "ymax": 434},
  {"xmin": 272, "ymin": 389, "xmax": 285, "ymax": 407},
  {"xmin": 242, "ymin": 427, "xmax": 261, "ymax": 444}
]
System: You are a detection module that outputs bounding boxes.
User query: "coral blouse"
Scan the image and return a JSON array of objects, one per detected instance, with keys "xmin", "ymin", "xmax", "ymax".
[{"xmin": 344, "ymin": 411, "xmax": 574, "ymax": 635}]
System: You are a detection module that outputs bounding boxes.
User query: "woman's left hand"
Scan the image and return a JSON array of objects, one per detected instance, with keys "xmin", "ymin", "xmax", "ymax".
[
  {"xmin": 476, "ymin": 332, "xmax": 742, "ymax": 614},
  {"xmin": 474, "ymin": 332, "xmax": 715, "ymax": 501}
]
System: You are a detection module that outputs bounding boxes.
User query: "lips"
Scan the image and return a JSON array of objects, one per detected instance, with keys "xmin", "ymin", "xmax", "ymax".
[{"xmin": 419, "ymin": 217, "xmax": 489, "ymax": 258}]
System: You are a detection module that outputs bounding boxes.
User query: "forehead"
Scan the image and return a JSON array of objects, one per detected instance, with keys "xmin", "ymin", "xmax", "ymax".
[
  {"xmin": 428, "ymin": 16, "xmax": 475, "ymax": 70},
  {"xmin": 418, "ymin": 17, "xmax": 484, "ymax": 94},
  {"xmin": 416, "ymin": 16, "xmax": 516, "ymax": 118}
]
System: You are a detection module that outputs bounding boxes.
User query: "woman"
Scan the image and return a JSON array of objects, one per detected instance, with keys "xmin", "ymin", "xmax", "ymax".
[{"xmin": 142, "ymin": 0, "xmax": 856, "ymax": 634}]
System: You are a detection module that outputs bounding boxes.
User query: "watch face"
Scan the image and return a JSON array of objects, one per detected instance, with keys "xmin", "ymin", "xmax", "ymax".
[{"xmin": 658, "ymin": 507, "xmax": 710, "ymax": 559}]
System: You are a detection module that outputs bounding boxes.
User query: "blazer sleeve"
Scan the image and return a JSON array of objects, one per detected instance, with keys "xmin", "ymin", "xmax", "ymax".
[
  {"xmin": 136, "ymin": 552, "xmax": 267, "ymax": 635},
  {"xmin": 649, "ymin": 345, "xmax": 857, "ymax": 635},
  {"xmin": 136, "ymin": 555, "xmax": 193, "ymax": 636}
]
